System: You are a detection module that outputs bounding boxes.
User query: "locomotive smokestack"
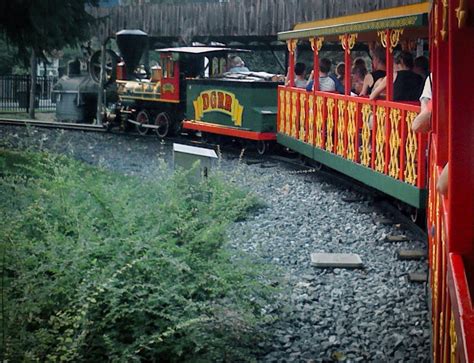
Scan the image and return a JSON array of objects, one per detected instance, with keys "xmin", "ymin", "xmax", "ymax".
[{"xmin": 116, "ymin": 29, "xmax": 149, "ymax": 80}]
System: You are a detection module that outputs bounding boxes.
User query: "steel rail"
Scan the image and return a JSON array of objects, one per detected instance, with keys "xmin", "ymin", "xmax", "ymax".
[{"xmin": 0, "ymin": 118, "xmax": 106, "ymax": 132}]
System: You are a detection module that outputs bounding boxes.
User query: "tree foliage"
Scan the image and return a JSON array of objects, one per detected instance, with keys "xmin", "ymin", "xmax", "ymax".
[{"xmin": 0, "ymin": 0, "xmax": 99, "ymax": 62}]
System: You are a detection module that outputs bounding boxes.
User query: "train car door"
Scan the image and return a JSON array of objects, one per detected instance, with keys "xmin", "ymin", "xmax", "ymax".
[{"xmin": 429, "ymin": 0, "xmax": 474, "ymax": 361}]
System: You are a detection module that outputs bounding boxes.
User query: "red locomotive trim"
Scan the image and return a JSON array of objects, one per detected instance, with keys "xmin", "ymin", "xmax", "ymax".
[{"xmin": 182, "ymin": 120, "xmax": 276, "ymax": 141}]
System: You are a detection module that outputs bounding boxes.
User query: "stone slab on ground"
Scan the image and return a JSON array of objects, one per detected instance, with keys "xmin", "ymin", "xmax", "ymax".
[
  {"xmin": 342, "ymin": 196, "xmax": 365, "ymax": 203},
  {"xmin": 311, "ymin": 253, "xmax": 363, "ymax": 268},
  {"xmin": 385, "ymin": 235, "xmax": 409, "ymax": 242},
  {"xmin": 408, "ymin": 272, "xmax": 428, "ymax": 283},
  {"xmin": 374, "ymin": 217, "xmax": 395, "ymax": 225},
  {"xmin": 398, "ymin": 249, "xmax": 427, "ymax": 260}
]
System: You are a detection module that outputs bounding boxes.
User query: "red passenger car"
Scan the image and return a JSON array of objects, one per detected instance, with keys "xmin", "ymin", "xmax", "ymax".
[{"xmin": 277, "ymin": 1, "xmax": 473, "ymax": 360}]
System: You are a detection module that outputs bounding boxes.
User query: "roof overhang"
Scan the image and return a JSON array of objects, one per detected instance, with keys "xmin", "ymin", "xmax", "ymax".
[
  {"xmin": 155, "ymin": 46, "xmax": 251, "ymax": 54},
  {"xmin": 278, "ymin": 2, "xmax": 431, "ymax": 41}
]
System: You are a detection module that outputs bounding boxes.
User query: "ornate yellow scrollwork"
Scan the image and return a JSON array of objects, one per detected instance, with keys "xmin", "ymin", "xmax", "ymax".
[
  {"xmin": 348, "ymin": 34, "xmax": 358, "ymax": 50},
  {"xmin": 389, "ymin": 108, "xmax": 401, "ymax": 178},
  {"xmin": 287, "ymin": 39, "xmax": 298, "ymax": 54},
  {"xmin": 456, "ymin": 0, "xmax": 468, "ymax": 28},
  {"xmin": 378, "ymin": 29, "xmax": 403, "ymax": 53},
  {"xmin": 299, "ymin": 93, "xmax": 307, "ymax": 141},
  {"xmin": 390, "ymin": 29, "xmax": 403, "ymax": 51},
  {"xmin": 404, "ymin": 111, "xmax": 418, "ymax": 185},
  {"xmin": 315, "ymin": 96, "xmax": 324, "ymax": 148},
  {"xmin": 279, "ymin": 90, "xmax": 285, "ymax": 132},
  {"xmin": 336, "ymin": 100, "xmax": 346, "ymax": 156},
  {"xmin": 441, "ymin": 0, "xmax": 449, "ymax": 40},
  {"xmin": 339, "ymin": 34, "xmax": 358, "ymax": 54},
  {"xmin": 346, "ymin": 101, "xmax": 357, "ymax": 161},
  {"xmin": 374, "ymin": 106, "xmax": 386, "ymax": 173},
  {"xmin": 308, "ymin": 95, "xmax": 315, "ymax": 145},
  {"xmin": 377, "ymin": 30, "xmax": 388, "ymax": 48},
  {"xmin": 291, "ymin": 91, "xmax": 298, "ymax": 138},
  {"xmin": 439, "ymin": 311, "xmax": 444, "ymax": 347},
  {"xmin": 285, "ymin": 91, "xmax": 291, "ymax": 135},
  {"xmin": 326, "ymin": 98, "xmax": 335, "ymax": 152},
  {"xmin": 360, "ymin": 104, "xmax": 372, "ymax": 166},
  {"xmin": 310, "ymin": 37, "xmax": 324, "ymax": 54},
  {"xmin": 450, "ymin": 311, "xmax": 458, "ymax": 362}
]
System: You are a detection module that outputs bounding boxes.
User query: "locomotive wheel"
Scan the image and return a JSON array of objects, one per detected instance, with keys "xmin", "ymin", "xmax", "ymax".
[
  {"xmin": 256, "ymin": 140, "xmax": 267, "ymax": 155},
  {"xmin": 154, "ymin": 112, "xmax": 171, "ymax": 138},
  {"xmin": 136, "ymin": 110, "xmax": 150, "ymax": 135}
]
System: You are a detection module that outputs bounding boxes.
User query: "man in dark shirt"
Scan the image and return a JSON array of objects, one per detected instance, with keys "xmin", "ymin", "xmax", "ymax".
[
  {"xmin": 393, "ymin": 51, "xmax": 424, "ymax": 101},
  {"xmin": 360, "ymin": 46, "xmax": 386, "ymax": 96},
  {"xmin": 369, "ymin": 51, "xmax": 424, "ymax": 102}
]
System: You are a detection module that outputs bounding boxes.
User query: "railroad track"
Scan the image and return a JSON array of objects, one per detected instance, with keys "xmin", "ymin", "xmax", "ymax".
[
  {"xmin": 262, "ymin": 153, "xmax": 427, "ymax": 239},
  {"xmin": 0, "ymin": 117, "xmax": 105, "ymax": 132},
  {"xmin": 0, "ymin": 118, "xmax": 427, "ymax": 239}
]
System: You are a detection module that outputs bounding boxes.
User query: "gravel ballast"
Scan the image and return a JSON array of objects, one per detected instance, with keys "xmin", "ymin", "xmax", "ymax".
[{"xmin": 0, "ymin": 126, "xmax": 430, "ymax": 362}]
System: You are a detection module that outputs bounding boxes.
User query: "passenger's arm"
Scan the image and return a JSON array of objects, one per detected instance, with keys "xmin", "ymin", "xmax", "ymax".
[
  {"xmin": 437, "ymin": 163, "xmax": 449, "ymax": 196},
  {"xmin": 359, "ymin": 73, "xmax": 374, "ymax": 96},
  {"xmin": 369, "ymin": 77, "xmax": 386, "ymax": 100},
  {"xmin": 412, "ymin": 99, "xmax": 432, "ymax": 133}
]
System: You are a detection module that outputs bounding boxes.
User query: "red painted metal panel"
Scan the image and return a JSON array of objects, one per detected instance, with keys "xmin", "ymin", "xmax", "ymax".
[
  {"xmin": 384, "ymin": 106, "xmax": 390, "ymax": 175},
  {"xmin": 400, "ymin": 109, "xmax": 407, "ymax": 181},
  {"xmin": 371, "ymin": 103, "xmax": 377, "ymax": 170},
  {"xmin": 385, "ymin": 30, "xmax": 394, "ymax": 101},
  {"xmin": 344, "ymin": 43, "xmax": 351, "ymax": 96},
  {"xmin": 313, "ymin": 45, "xmax": 319, "ymax": 93},
  {"xmin": 355, "ymin": 102, "xmax": 361, "ymax": 163},
  {"xmin": 182, "ymin": 120, "xmax": 276, "ymax": 141},
  {"xmin": 448, "ymin": 254, "xmax": 474, "ymax": 362}
]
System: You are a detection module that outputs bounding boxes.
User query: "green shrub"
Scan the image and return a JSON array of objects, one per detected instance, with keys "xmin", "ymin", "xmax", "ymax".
[{"xmin": 0, "ymin": 149, "xmax": 276, "ymax": 362}]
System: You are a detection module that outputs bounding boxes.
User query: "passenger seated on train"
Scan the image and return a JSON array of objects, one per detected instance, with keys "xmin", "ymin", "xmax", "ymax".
[
  {"xmin": 285, "ymin": 62, "xmax": 307, "ymax": 88},
  {"xmin": 359, "ymin": 46, "xmax": 386, "ymax": 96},
  {"xmin": 351, "ymin": 65, "xmax": 367, "ymax": 95},
  {"xmin": 228, "ymin": 56, "xmax": 250, "ymax": 73},
  {"xmin": 353, "ymin": 57, "xmax": 368, "ymax": 73},
  {"xmin": 294, "ymin": 62, "xmax": 308, "ymax": 88},
  {"xmin": 369, "ymin": 51, "xmax": 424, "ymax": 101},
  {"xmin": 306, "ymin": 58, "xmax": 343, "ymax": 93},
  {"xmin": 336, "ymin": 62, "xmax": 345, "ymax": 83}
]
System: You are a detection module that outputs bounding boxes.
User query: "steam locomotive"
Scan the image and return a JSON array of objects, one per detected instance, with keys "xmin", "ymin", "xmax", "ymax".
[{"xmin": 105, "ymin": 30, "xmax": 279, "ymax": 154}]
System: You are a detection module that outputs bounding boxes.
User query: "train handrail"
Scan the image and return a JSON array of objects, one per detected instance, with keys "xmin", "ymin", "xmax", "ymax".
[{"xmin": 277, "ymin": 85, "xmax": 426, "ymax": 190}]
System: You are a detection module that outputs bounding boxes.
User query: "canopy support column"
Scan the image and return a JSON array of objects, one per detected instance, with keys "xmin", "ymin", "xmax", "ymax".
[
  {"xmin": 286, "ymin": 39, "xmax": 297, "ymax": 87},
  {"xmin": 378, "ymin": 29, "xmax": 403, "ymax": 100},
  {"xmin": 340, "ymin": 34, "xmax": 357, "ymax": 95},
  {"xmin": 310, "ymin": 37, "xmax": 323, "ymax": 92}
]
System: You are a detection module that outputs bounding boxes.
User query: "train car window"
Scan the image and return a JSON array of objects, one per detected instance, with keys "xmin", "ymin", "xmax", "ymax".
[
  {"xmin": 161, "ymin": 57, "xmax": 175, "ymax": 79},
  {"xmin": 219, "ymin": 58, "xmax": 227, "ymax": 74},
  {"xmin": 211, "ymin": 57, "xmax": 219, "ymax": 77},
  {"xmin": 204, "ymin": 57, "xmax": 210, "ymax": 78},
  {"xmin": 179, "ymin": 54, "xmax": 205, "ymax": 78}
]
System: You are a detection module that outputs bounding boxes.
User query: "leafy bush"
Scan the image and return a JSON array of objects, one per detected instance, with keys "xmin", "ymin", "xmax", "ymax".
[{"xmin": 0, "ymin": 149, "xmax": 276, "ymax": 362}]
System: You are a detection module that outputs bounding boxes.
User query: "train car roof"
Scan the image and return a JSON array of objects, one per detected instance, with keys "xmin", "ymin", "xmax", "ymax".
[
  {"xmin": 278, "ymin": 1, "xmax": 430, "ymax": 42},
  {"xmin": 155, "ymin": 47, "xmax": 251, "ymax": 54}
]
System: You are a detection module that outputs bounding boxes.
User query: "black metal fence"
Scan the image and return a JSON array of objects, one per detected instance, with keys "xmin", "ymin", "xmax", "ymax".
[{"xmin": 0, "ymin": 75, "xmax": 57, "ymax": 113}]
